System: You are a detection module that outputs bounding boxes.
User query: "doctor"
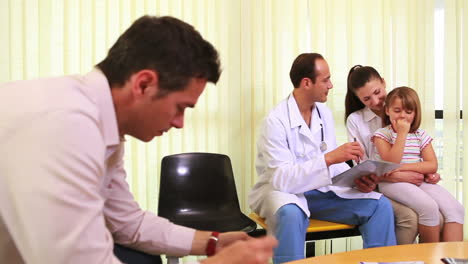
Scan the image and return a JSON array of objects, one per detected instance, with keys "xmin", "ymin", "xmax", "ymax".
[{"xmin": 249, "ymin": 53, "xmax": 397, "ymax": 264}]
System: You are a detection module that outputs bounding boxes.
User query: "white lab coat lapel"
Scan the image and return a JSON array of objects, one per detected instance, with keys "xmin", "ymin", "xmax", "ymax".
[{"xmin": 287, "ymin": 95, "xmax": 323, "ymax": 161}]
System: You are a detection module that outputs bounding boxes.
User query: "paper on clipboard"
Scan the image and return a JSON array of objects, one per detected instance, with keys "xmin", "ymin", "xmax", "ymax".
[{"xmin": 332, "ymin": 160, "xmax": 401, "ymax": 187}]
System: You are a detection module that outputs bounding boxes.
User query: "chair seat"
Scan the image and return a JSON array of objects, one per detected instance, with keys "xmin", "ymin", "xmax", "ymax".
[
  {"xmin": 249, "ymin": 213, "xmax": 361, "ymax": 258},
  {"xmin": 249, "ymin": 212, "xmax": 355, "ymax": 232}
]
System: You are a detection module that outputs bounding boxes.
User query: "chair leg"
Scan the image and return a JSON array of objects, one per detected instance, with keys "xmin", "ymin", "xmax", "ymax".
[
  {"xmin": 305, "ymin": 241, "xmax": 316, "ymax": 258},
  {"xmin": 166, "ymin": 256, "xmax": 181, "ymax": 264}
]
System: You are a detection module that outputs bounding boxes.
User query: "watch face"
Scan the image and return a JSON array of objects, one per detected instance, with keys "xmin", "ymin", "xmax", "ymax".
[{"xmin": 320, "ymin": 141, "xmax": 327, "ymax": 152}]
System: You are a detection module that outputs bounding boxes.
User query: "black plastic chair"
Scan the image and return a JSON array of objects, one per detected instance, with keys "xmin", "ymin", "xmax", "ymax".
[
  {"xmin": 158, "ymin": 152, "xmax": 256, "ymax": 233},
  {"xmin": 345, "ymin": 159, "xmax": 354, "ymax": 168}
]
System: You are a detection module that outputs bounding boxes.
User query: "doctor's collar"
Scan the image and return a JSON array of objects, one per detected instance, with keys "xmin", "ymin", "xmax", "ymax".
[{"xmin": 287, "ymin": 94, "xmax": 304, "ymax": 128}]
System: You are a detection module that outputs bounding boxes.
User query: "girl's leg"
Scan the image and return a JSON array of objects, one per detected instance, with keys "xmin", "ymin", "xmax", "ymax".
[
  {"xmin": 379, "ymin": 182, "xmax": 441, "ymax": 243},
  {"xmin": 441, "ymin": 222, "xmax": 463, "ymax": 241},
  {"xmin": 419, "ymin": 182, "xmax": 465, "ymax": 242},
  {"xmin": 418, "ymin": 224, "xmax": 440, "ymax": 243}
]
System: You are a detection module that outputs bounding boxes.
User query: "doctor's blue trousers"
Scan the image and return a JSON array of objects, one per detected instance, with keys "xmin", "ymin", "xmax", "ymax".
[{"xmin": 272, "ymin": 190, "xmax": 396, "ymax": 264}]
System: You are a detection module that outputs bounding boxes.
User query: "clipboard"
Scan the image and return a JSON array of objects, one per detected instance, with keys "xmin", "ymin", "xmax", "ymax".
[
  {"xmin": 441, "ymin": 258, "xmax": 468, "ymax": 264},
  {"xmin": 332, "ymin": 160, "xmax": 401, "ymax": 187}
]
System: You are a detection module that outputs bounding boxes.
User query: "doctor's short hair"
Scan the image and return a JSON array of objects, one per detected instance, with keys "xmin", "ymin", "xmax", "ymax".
[
  {"xmin": 97, "ymin": 15, "xmax": 221, "ymax": 95},
  {"xmin": 289, "ymin": 53, "xmax": 325, "ymax": 88},
  {"xmin": 383, "ymin": 86, "xmax": 422, "ymax": 133}
]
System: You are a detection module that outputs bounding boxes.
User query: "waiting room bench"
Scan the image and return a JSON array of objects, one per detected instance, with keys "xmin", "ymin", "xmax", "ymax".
[{"xmin": 248, "ymin": 212, "xmax": 361, "ymax": 257}]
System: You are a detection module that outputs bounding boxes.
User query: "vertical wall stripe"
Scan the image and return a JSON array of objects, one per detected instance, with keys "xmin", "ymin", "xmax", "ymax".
[
  {"xmin": 461, "ymin": 0, "xmax": 468, "ymax": 239},
  {"xmin": 444, "ymin": 0, "xmax": 459, "ymax": 194},
  {"xmin": 0, "ymin": 0, "xmax": 10, "ymax": 82}
]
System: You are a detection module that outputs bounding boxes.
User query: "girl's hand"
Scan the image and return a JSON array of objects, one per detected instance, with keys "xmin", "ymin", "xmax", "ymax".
[{"xmin": 392, "ymin": 118, "xmax": 411, "ymax": 134}]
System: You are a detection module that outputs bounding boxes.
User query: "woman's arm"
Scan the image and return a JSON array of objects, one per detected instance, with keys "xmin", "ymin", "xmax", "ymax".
[{"xmin": 380, "ymin": 170, "xmax": 424, "ymax": 186}]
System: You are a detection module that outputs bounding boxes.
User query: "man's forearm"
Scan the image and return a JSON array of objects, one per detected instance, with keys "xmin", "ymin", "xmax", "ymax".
[{"xmin": 191, "ymin": 231, "xmax": 212, "ymax": 255}]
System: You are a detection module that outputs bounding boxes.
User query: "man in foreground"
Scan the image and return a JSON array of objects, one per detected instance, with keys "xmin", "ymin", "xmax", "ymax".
[{"xmin": 0, "ymin": 15, "xmax": 276, "ymax": 264}]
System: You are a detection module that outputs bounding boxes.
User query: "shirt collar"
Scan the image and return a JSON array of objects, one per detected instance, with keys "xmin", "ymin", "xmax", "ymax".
[
  {"xmin": 287, "ymin": 93, "xmax": 305, "ymax": 128},
  {"xmin": 363, "ymin": 106, "xmax": 379, "ymax": 122},
  {"xmin": 287, "ymin": 93, "xmax": 323, "ymax": 133},
  {"xmin": 82, "ymin": 69, "xmax": 120, "ymax": 147}
]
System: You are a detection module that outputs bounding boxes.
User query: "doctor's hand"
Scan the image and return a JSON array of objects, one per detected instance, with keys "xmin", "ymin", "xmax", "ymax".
[
  {"xmin": 324, "ymin": 142, "xmax": 363, "ymax": 167},
  {"xmin": 354, "ymin": 174, "xmax": 379, "ymax": 193}
]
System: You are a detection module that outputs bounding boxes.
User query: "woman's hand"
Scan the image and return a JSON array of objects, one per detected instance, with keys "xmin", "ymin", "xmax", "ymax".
[{"xmin": 424, "ymin": 173, "xmax": 441, "ymax": 184}]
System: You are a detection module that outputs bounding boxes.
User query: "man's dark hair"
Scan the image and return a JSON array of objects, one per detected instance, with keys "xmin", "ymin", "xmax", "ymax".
[
  {"xmin": 97, "ymin": 16, "xmax": 221, "ymax": 94},
  {"xmin": 289, "ymin": 53, "xmax": 324, "ymax": 88}
]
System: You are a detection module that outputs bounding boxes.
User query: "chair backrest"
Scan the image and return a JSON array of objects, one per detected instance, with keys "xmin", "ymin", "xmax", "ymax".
[
  {"xmin": 345, "ymin": 160, "xmax": 354, "ymax": 168},
  {"xmin": 158, "ymin": 152, "xmax": 256, "ymax": 233}
]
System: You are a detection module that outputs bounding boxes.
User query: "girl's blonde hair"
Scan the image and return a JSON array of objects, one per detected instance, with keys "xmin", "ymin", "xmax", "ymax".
[{"xmin": 383, "ymin": 86, "xmax": 421, "ymax": 133}]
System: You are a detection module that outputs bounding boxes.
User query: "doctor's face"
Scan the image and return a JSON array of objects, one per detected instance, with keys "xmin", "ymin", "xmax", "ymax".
[{"xmin": 310, "ymin": 59, "xmax": 333, "ymax": 103}]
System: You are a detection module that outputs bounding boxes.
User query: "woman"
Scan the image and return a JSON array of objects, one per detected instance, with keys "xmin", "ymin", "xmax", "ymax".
[{"xmin": 344, "ymin": 65, "xmax": 442, "ymax": 244}]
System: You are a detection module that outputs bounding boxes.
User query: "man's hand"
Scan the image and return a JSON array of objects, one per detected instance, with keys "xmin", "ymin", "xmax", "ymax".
[
  {"xmin": 424, "ymin": 173, "xmax": 441, "ymax": 184},
  {"xmin": 217, "ymin": 231, "xmax": 251, "ymax": 252},
  {"xmin": 201, "ymin": 236, "xmax": 277, "ymax": 264},
  {"xmin": 324, "ymin": 142, "xmax": 363, "ymax": 166},
  {"xmin": 354, "ymin": 174, "xmax": 379, "ymax": 193}
]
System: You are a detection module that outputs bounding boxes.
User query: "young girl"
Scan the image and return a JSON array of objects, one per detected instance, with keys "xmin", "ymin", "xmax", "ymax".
[{"xmin": 372, "ymin": 86, "xmax": 464, "ymax": 243}]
